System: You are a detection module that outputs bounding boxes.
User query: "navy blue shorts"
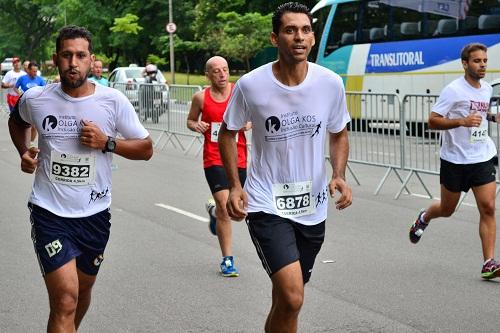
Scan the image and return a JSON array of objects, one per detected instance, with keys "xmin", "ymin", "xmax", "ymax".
[
  {"xmin": 440, "ymin": 158, "xmax": 496, "ymax": 193},
  {"xmin": 246, "ymin": 212, "xmax": 325, "ymax": 284},
  {"xmin": 28, "ymin": 203, "xmax": 111, "ymax": 276},
  {"xmin": 204, "ymin": 165, "xmax": 247, "ymax": 194}
]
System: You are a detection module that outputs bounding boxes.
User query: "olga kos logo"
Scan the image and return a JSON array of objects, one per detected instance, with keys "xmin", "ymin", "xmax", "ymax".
[
  {"xmin": 265, "ymin": 116, "xmax": 280, "ymax": 133},
  {"xmin": 42, "ymin": 115, "xmax": 58, "ymax": 131}
]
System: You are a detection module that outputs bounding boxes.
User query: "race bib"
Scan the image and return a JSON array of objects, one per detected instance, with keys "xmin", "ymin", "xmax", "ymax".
[
  {"xmin": 49, "ymin": 151, "xmax": 96, "ymax": 186},
  {"xmin": 211, "ymin": 122, "xmax": 238, "ymax": 143},
  {"xmin": 470, "ymin": 118, "xmax": 488, "ymax": 143},
  {"xmin": 272, "ymin": 181, "xmax": 314, "ymax": 218}
]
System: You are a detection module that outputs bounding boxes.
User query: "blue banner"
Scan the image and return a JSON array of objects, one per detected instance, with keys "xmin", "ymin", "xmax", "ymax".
[{"xmin": 365, "ymin": 34, "xmax": 499, "ymax": 73}]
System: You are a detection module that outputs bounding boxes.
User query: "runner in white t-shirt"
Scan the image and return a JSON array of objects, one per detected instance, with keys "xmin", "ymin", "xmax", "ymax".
[
  {"xmin": 409, "ymin": 43, "xmax": 500, "ymax": 280},
  {"xmin": 1, "ymin": 57, "xmax": 26, "ymax": 112},
  {"xmin": 218, "ymin": 3, "xmax": 352, "ymax": 332},
  {"xmin": 8, "ymin": 26, "xmax": 153, "ymax": 331}
]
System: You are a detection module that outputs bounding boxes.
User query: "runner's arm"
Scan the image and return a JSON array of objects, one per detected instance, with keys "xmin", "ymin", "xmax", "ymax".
[
  {"xmin": 8, "ymin": 108, "xmax": 39, "ymax": 174},
  {"xmin": 80, "ymin": 120, "xmax": 153, "ymax": 160},
  {"xmin": 328, "ymin": 127, "xmax": 352, "ymax": 210},
  {"xmin": 186, "ymin": 91, "xmax": 209, "ymax": 133},
  {"xmin": 219, "ymin": 121, "xmax": 247, "ymax": 219},
  {"xmin": 429, "ymin": 111, "xmax": 482, "ymax": 130}
]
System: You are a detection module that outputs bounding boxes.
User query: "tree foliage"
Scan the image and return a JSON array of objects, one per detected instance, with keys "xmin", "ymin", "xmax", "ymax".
[
  {"xmin": 217, "ymin": 12, "xmax": 272, "ymax": 71},
  {"xmin": 0, "ymin": 0, "xmax": 320, "ymax": 74}
]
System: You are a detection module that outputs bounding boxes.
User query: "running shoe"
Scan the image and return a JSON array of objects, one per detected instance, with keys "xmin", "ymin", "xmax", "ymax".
[
  {"xmin": 409, "ymin": 209, "xmax": 428, "ymax": 244},
  {"xmin": 481, "ymin": 258, "xmax": 500, "ymax": 280},
  {"xmin": 205, "ymin": 198, "xmax": 217, "ymax": 236},
  {"xmin": 220, "ymin": 256, "xmax": 239, "ymax": 277}
]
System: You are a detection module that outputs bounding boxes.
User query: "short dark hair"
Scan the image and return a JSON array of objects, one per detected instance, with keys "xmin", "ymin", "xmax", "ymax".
[
  {"xmin": 272, "ymin": 2, "xmax": 312, "ymax": 34},
  {"xmin": 28, "ymin": 62, "xmax": 39, "ymax": 69},
  {"xmin": 56, "ymin": 25, "xmax": 93, "ymax": 53},
  {"xmin": 461, "ymin": 43, "xmax": 487, "ymax": 62}
]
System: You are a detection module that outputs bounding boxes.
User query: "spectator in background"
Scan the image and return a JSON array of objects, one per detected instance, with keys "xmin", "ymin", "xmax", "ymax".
[
  {"xmin": 1, "ymin": 57, "xmax": 25, "ymax": 112},
  {"xmin": 15, "ymin": 62, "xmax": 46, "ymax": 147},
  {"xmin": 23, "ymin": 60, "xmax": 42, "ymax": 77},
  {"xmin": 143, "ymin": 64, "xmax": 166, "ymax": 84},
  {"xmin": 88, "ymin": 60, "xmax": 108, "ymax": 86}
]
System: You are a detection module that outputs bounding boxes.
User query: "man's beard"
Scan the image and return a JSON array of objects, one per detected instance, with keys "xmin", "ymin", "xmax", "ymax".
[{"xmin": 60, "ymin": 71, "xmax": 87, "ymax": 89}]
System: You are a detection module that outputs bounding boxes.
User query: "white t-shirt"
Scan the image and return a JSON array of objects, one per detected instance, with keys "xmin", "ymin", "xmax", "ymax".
[
  {"xmin": 2, "ymin": 69, "xmax": 26, "ymax": 96},
  {"xmin": 224, "ymin": 62, "xmax": 350, "ymax": 226},
  {"xmin": 432, "ymin": 76, "xmax": 495, "ymax": 164},
  {"xmin": 19, "ymin": 82, "xmax": 149, "ymax": 218}
]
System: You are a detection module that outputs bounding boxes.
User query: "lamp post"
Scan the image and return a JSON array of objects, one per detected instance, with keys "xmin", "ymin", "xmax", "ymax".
[{"xmin": 168, "ymin": 0, "xmax": 175, "ymax": 84}]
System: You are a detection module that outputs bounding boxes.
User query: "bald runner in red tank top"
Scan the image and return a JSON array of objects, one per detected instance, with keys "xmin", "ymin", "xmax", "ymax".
[{"xmin": 201, "ymin": 84, "xmax": 247, "ymax": 169}]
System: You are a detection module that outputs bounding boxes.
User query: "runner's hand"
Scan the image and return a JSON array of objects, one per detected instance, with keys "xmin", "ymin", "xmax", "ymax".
[
  {"xmin": 463, "ymin": 112, "xmax": 483, "ymax": 127},
  {"xmin": 328, "ymin": 177, "xmax": 352, "ymax": 210},
  {"xmin": 195, "ymin": 121, "xmax": 210, "ymax": 133},
  {"xmin": 21, "ymin": 147, "xmax": 39, "ymax": 174},
  {"xmin": 80, "ymin": 120, "xmax": 107, "ymax": 150},
  {"xmin": 226, "ymin": 186, "xmax": 248, "ymax": 220}
]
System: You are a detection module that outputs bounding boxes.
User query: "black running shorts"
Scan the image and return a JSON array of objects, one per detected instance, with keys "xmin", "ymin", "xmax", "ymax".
[
  {"xmin": 204, "ymin": 165, "xmax": 247, "ymax": 194},
  {"xmin": 246, "ymin": 212, "xmax": 325, "ymax": 284},
  {"xmin": 28, "ymin": 203, "xmax": 111, "ymax": 276},
  {"xmin": 440, "ymin": 158, "xmax": 496, "ymax": 193}
]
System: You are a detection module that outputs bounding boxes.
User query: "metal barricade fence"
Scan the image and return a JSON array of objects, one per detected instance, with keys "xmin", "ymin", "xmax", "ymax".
[
  {"xmin": 137, "ymin": 83, "xmax": 169, "ymax": 130},
  {"xmin": 156, "ymin": 84, "xmax": 203, "ymax": 154},
  {"xmin": 490, "ymin": 96, "xmax": 500, "ymax": 196},
  {"xmin": 345, "ymin": 92, "xmax": 407, "ymax": 194},
  {"xmin": 0, "ymin": 75, "xmax": 8, "ymax": 116},
  {"xmin": 395, "ymin": 94, "xmax": 442, "ymax": 199}
]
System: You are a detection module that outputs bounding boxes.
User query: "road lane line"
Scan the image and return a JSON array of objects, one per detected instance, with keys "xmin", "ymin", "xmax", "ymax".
[{"xmin": 155, "ymin": 203, "xmax": 209, "ymax": 222}]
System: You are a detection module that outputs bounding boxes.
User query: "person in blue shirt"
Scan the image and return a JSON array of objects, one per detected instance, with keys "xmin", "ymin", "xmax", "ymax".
[
  {"xmin": 15, "ymin": 62, "xmax": 46, "ymax": 146},
  {"xmin": 88, "ymin": 60, "xmax": 108, "ymax": 86},
  {"xmin": 15, "ymin": 62, "xmax": 45, "ymax": 94}
]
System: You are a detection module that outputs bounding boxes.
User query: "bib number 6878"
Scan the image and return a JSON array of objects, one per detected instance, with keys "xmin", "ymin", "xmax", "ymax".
[{"xmin": 276, "ymin": 194, "xmax": 310, "ymax": 210}]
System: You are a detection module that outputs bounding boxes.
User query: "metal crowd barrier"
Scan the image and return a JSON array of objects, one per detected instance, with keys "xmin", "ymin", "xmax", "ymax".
[
  {"xmin": 346, "ymin": 92, "xmax": 412, "ymax": 195},
  {"xmin": 155, "ymin": 84, "xmax": 203, "ymax": 154},
  {"xmin": 109, "ymin": 82, "xmax": 500, "ymax": 206},
  {"xmin": 396, "ymin": 94, "xmax": 441, "ymax": 199}
]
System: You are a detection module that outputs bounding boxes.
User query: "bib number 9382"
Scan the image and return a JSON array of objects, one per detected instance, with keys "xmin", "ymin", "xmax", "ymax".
[{"xmin": 49, "ymin": 151, "xmax": 95, "ymax": 185}]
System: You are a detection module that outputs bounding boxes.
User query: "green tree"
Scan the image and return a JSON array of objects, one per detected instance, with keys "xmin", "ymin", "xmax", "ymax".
[
  {"xmin": 217, "ymin": 11, "xmax": 272, "ymax": 71},
  {"xmin": 0, "ymin": 0, "xmax": 60, "ymax": 60},
  {"xmin": 108, "ymin": 13, "xmax": 143, "ymax": 69}
]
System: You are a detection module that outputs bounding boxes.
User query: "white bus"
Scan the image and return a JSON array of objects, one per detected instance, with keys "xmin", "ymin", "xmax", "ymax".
[{"xmin": 312, "ymin": 0, "xmax": 500, "ymax": 94}]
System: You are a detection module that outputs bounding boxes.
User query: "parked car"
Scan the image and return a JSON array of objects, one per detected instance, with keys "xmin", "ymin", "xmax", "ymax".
[
  {"xmin": 1, "ymin": 57, "xmax": 14, "ymax": 75},
  {"xmin": 108, "ymin": 66, "xmax": 169, "ymax": 123}
]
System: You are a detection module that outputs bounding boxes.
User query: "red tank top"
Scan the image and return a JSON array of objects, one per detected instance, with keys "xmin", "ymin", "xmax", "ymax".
[{"xmin": 201, "ymin": 85, "xmax": 247, "ymax": 169}]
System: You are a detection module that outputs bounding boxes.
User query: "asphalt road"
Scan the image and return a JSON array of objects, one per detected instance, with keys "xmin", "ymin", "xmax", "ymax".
[{"xmin": 1, "ymin": 112, "xmax": 500, "ymax": 333}]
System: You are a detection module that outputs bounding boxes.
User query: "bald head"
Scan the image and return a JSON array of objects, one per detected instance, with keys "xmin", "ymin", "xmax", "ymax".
[
  {"xmin": 205, "ymin": 56, "xmax": 228, "ymax": 72},
  {"xmin": 205, "ymin": 56, "xmax": 229, "ymax": 89}
]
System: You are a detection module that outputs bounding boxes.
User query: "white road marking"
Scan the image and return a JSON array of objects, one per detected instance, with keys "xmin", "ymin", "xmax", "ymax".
[{"xmin": 155, "ymin": 203, "xmax": 209, "ymax": 223}]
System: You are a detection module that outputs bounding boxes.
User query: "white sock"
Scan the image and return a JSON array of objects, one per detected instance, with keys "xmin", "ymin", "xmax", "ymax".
[{"xmin": 420, "ymin": 212, "xmax": 428, "ymax": 224}]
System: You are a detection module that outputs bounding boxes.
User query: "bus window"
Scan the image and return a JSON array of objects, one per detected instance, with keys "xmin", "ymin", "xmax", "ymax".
[
  {"xmin": 391, "ymin": 6, "xmax": 422, "ymax": 40},
  {"xmin": 361, "ymin": 1, "xmax": 390, "ymax": 43},
  {"xmin": 323, "ymin": 2, "xmax": 359, "ymax": 56}
]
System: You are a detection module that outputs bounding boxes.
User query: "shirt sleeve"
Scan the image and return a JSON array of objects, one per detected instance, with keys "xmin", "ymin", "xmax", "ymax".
[
  {"xmin": 114, "ymin": 91, "xmax": 149, "ymax": 139},
  {"xmin": 2, "ymin": 72, "xmax": 10, "ymax": 84},
  {"xmin": 223, "ymin": 81, "xmax": 250, "ymax": 130},
  {"xmin": 15, "ymin": 77, "xmax": 22, "ymax": 89},
  {"xmin": 327, "ymin": 75, "xmax": 351, "ymax": 134},
  {"xmin": 17, "ymin": 94, "xmax": 33, "ymax": 125},
  {"xmin": 9, "ymin": 95, "xmax": 31, "ymax": 128},
  {"xmin": 432, "ymin": 85, "xmax": 455, "ymax": 116}
]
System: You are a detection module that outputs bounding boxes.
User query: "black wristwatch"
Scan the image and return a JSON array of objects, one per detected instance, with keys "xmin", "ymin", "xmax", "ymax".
[{"xmin": 102, "ymin": 136, "xmax": 116, "ymax": 153}]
